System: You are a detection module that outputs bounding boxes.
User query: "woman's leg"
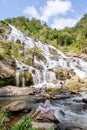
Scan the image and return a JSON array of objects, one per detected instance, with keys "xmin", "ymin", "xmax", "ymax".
[{"xmin": 32, "ymin": 110, "xmax": 41, "ymax": 119}]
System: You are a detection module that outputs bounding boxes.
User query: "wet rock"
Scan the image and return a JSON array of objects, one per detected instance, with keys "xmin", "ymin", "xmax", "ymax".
[
  {"xmin": 82, "ymin": 98, "xmax": 87, "ymax": 104},
  {"xmin": 50, "ymin": 94, "xmax": 70, "ymax": 100},
  {"xmin": 65, "ymin": 126, "xmax": 83, "ymax": 130},
  {"xmin": 73, "ymin": 99, "xmax": 82, "ymax": 103},
  {"xmin": 5, "ymin": 101, "xmax": 28, "ymax": 112},
  {"xmin": 23, "ymin": 107, "xmax": 32, "ymax": 113},
  {"xmin": 34, "ymin": 96, "xmax": 45, "ymax": 103},
  {"xmin": 36, "ymin": 111, "xmax": 59, "ymax": 123}
]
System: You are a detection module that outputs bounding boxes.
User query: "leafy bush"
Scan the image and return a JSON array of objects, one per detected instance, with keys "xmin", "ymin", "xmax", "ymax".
[{"xmin": 3, "ymin": 42, "xmax": 12, "ymax": 56}]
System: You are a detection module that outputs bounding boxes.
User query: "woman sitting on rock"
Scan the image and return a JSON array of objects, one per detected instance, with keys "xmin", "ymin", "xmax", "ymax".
[{"xmin": 32, "ymin": 94, "xmax": 51, "ymax": 119}]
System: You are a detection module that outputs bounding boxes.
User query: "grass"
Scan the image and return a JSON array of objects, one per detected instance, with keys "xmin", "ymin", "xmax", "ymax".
[
  {"xmin": 9, "ymin": 115, "xmax": 54, "ymax": 130},
  {"xmin": 0, "ymin": 108, "xmax": 9, "ymax": 130}
]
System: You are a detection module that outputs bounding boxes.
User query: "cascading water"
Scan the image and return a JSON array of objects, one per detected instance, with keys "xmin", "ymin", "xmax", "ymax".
[
  {"xmin": 51, "ymin": 94, "xmax": 87, "ymax": 130},
  {"xmin": 22, "ymin": 70, "xmax": 25, "ymax": 87},
  {"xmin": 15, "ymin": 69, "xmax": 20, "ymax": 87},
  {"xmin": 7, "ymin": 25, "xmax": 87, "ymax": 88}
]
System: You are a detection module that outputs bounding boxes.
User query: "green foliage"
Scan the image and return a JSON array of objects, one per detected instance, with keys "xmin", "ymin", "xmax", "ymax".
[
  {"xmin": 54, "ymin": 68, "xmax": 64, "ymax": 80},
  {"xmin": 26, "ymin": 46, "xmax": 44, "ymax": 64},
  {"xmin": 3, "ymin": 42, "xmax": 12, "ymax": 56},
  {"xmin": 0, "ymin": 76, "xmax": 15, "ymax": 87},
  {"xmin": 48, "ymin": 128, "xmax": 54, "ymax": 130},
  {"xmin": 46, "ymin": 87, "xmax": 59, "ymax": 95},
  {"xmin": 18, "ymin": 71, "xmax": 33, "ymax": 86},
  {"xmin": 0, "ymin": 20, "xmax": 10, "ymax": 36},
  {"xmin": 12, "ymin": 44, "xmax": 19, "ymax": 58},
  {"xmin": 25, "ymin": 72, "xmax": 33, "ymax": 85},
  {"xmin": 10, "ymin": 116, "xmax": 40, "ymax": 130},
  {"xmin": 3, "ymin": 13, "xmax": 87, "ymax": 55},
  {"xmin": 10, "ymin": 115, "xmax": 54, "ymax": 130},
  {"xmin": 0, "ymin": 108, "xmax": 9, "ymax": 130},
  {"xmin": 67, "ymin": 82, "xmax": 81, "ymax": 93}
]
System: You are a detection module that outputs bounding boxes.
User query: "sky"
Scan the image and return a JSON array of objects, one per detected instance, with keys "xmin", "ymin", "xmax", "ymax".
[{"xmin": 0, "ymin": 0, "xmax": 87, "ymax": 30}]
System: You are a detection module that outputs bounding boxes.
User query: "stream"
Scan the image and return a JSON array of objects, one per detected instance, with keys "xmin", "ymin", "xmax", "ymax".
[
  {"xmin": 53, "ymin": 95, "xmax": 87, "ymax": 130},
  {"xmin": 0, "ymin": 93, "xmax": 87, "ymax": 130},
  {"xmin": 0, "ymin": 95, "xmax": 37, "ymax": 128}
]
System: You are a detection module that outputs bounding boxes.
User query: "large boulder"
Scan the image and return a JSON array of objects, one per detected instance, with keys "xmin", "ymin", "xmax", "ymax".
[
  {"xmin": 0, "ymin": 85, "xmax": 34, "ymax": 96},
  {"xmin": 36, "ymin": 111, "xmax": 59, "ymax": 123},
  {"xmin": 32, "ymin": 111, "xmax": 59, "ymax": 130},
  {"xmin": 5, "ymin": 101, "xmax": 28, "ymax": 112}
]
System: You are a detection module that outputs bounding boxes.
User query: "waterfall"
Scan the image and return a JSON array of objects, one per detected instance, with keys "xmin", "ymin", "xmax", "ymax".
[
  {"xmin": 22, "ymin": 70, "xmax": 25, "ymax": 87},
  {"xmin": 8, "ymin": 25, "xmax": 87, "ymax": 88},
  {"xmin": 15, "ymin": 69, "xmax": 20, "ymax": 87}
]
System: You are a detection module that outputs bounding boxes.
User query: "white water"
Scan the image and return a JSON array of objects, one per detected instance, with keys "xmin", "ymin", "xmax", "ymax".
[
  {"xmin": 54, "ymin": 107, "xmax": 87, "ymax": 130},
  {"xmin": 51, "ymin": 96, "xmax": 87, "ymax": 130},
  {"xmin": 15, "ymin": 69, "xmax": 20, "ymax": 86},
  {"xmin": 7, "ymin": 25, "xmax": 87, "ymax": 88}
]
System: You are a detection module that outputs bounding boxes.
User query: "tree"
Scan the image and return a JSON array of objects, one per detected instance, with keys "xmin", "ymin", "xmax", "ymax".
[{"xmin": 26, "ymin": 46, "xmax": 43, "ymax": 65}]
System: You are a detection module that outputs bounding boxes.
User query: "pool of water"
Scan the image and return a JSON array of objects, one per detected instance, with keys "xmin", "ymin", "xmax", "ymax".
[{"xmin": 0, "ymin": 95, "xmax": 37, "ymax": 128}]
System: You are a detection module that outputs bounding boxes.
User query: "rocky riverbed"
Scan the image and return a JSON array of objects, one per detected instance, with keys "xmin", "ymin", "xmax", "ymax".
[{"xmin": 0, "ymin": 86, "xmax": 87, "ymax": 130}]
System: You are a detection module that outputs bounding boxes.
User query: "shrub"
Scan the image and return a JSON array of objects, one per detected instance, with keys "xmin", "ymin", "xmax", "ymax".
[{"xmin": 46, "ymin": 87, "xmax": 59, "ymax": 95}]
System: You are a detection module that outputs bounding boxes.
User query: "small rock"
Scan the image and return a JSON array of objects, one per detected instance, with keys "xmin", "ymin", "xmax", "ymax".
[
  {"xmin": 65, "ymin": 126, "xmax": 83, "ymax": 130},
  {"xmin": 32, "ymin": 121, "xmax": 58, "ymax": 130}
]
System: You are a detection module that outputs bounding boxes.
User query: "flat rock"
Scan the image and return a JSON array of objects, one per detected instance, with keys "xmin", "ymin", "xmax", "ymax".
[
  {"xmin": 50, "ymin": 94, "xmax": 70, "ymax": 100},
  {"xmin": 32, "ymin": 121, "xmax": 58, "ymax": 130},
  {"xmin": 5, "ymin": 101, "xmax": 28, "ymax": 112},
  {"xmin": 0, "ymin": 85, "xmax": 34, "ymax": 96}
]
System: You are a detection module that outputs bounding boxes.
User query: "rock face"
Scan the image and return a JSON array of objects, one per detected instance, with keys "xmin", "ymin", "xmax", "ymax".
[
  {"xmin": 0, "ymin": 61, "xmax": 15, "ymax": 87},
  {"xmin": 0, "ymin": 85, "xmax": 34, "ymax": 96},
  {"xmin": 0, "ymin": 62, "xmax": 14, "ymax": 77},
  {"xmin": 5, "ymin": 101, "xmax": 28, "ymax": 112}
]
